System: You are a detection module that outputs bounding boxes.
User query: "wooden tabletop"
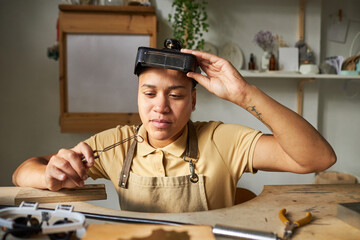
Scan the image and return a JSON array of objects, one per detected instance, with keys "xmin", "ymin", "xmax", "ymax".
[{"xmin": 1, "ymin": 184, "xmax": 359, "ymax": 239}]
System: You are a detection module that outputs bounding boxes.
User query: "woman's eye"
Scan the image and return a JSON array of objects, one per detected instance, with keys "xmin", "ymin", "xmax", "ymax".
[
  {"xmin": 144, "ymin": 92, "xmax": 155, "ymax": 96},
  {"xmin": 170, "ymin": 94, "xmax": 183, "ymax": 98}
]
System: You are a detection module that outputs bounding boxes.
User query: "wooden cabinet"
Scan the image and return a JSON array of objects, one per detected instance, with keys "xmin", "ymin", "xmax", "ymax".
[{"xmin": 58, "ymin": 4, "xmax": 156, "ymax": 132}]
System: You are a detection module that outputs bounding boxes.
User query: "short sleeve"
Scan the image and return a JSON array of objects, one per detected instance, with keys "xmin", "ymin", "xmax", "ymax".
[{"xmin": 212, "ymin": 123, "xmax": 263, "ymax": 181}]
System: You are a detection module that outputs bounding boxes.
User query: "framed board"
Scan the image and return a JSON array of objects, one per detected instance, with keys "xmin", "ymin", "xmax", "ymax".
[{"xmin": 58, "ymin": 5, "xmax": 157, "ymax": 132}]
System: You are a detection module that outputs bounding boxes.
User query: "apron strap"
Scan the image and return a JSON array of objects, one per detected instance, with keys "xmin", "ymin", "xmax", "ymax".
[
  {"xmin": 185, "ymin": 120, "xmax": 198, "ymax": 160},
  {"xmin": 185, "ymin": 120, "xmax": 199, "ymax": 183},
  {"xmin": 119, "ymin": 121, "xmax": 199, "ymax": 188},
  {"xmin": 119, "ymin": 126, "xmax": 140, "ymax": 188}
]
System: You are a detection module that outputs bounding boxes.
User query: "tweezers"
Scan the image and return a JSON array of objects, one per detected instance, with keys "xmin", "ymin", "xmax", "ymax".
[{"xmin": 81, "ymin": 134, "xmax": 144, "ymax": 163}]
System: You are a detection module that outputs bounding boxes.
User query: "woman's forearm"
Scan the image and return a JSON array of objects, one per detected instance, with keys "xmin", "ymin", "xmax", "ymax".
[
  {"xmin": 182, "ymin": 48, "xmax": 336, "ymax": 173},
  {"xmin": 12, "ymin": 157, "xmax": 49, "ymax": 188},
  {"xmin": 240, "ymin": 84, "xmax": 336, "ymax": 172}
]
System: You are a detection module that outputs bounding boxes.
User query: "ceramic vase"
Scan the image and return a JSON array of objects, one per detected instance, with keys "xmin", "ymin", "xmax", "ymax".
[{"xmin": 261, "ymin": 51, "xmax": 271, "ymax": 71}]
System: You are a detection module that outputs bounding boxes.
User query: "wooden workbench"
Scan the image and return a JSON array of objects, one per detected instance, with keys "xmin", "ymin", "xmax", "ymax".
[{"xmin": 1, "ymin": 184, "xmax": 359, "ymax": 239}]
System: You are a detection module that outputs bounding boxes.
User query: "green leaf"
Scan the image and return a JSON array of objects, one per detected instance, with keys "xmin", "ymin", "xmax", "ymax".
[{"xmin": 167, "ymin": 0, "xmax": 209, "ymax": 50}]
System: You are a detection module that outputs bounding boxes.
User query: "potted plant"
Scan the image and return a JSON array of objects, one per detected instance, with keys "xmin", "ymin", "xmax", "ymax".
[{"xmin": 168, "ymin": 0, "xmax": 209, "ymax": 50}]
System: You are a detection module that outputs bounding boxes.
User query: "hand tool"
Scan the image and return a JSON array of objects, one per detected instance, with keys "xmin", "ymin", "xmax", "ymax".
[
  {"xmin": 0, "ymin": 202, "xmax": 86, "ymax": 240},
  {"xmin": 279, "ymin": 208, "xmax": 312, "ymax": 240},
  {"xmin": 213, "ymin": 224, "xmax": 281, "ymax": 240},
  {"xmin": 134, "ymin": 39, "xmax": 200, "ymax": 76},
  {"xmin": 81, "ymin": 134, "xmax": 144, "ymax": 163}
]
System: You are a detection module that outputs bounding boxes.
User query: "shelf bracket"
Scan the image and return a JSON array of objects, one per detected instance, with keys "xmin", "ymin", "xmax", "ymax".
[
  {"xmin": 299, "ymin": 0, "xmax": 305, "ymax": 41},
  {"xmin": 297, "ymin": 78, "xmax": 314, "ymax": 116}
]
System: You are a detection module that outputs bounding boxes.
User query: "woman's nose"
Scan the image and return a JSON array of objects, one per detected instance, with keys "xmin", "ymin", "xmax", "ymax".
[{"xmin": 153, "ymin": 95, "xmax": 170, "ymax": 113}]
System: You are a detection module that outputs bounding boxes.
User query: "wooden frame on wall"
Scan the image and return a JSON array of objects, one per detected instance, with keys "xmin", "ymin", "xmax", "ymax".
[{"xmin": 58, "ymin": 5, "xmax": 157, "ymax": 133}]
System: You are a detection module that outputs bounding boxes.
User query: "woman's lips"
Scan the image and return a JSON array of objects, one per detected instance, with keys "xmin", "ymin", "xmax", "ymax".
[{"xmin": 151, "ymin": 119, "xmax": 171, "ymax": 128}]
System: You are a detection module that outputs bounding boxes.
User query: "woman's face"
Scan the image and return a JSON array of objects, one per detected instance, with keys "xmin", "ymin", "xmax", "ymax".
[{"xmin": 138, "ymin": 68, "xmax": 196, "ymax": 148}]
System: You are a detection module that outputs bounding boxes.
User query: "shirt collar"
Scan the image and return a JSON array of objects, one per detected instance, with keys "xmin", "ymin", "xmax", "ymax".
[{"xmin": 137, "ymin": 124, "xmax": 188, "ymax": 157}]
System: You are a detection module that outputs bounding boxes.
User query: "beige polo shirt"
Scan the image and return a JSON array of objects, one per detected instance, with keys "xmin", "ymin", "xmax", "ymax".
[{"xmin": 85, "ymin": 121, "xmax": 262, "ymax": 210}]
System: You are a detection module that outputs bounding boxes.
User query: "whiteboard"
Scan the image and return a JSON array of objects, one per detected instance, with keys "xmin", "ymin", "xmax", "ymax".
[{"xmin": 67, "ymin": 34, "xmax": 150, "ymax": 113}]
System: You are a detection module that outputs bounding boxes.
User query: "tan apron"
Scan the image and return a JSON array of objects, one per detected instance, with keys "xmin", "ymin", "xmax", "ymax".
[{"xmin": 117, "ymin": 121, "xmax": 209, "ymax": 213}]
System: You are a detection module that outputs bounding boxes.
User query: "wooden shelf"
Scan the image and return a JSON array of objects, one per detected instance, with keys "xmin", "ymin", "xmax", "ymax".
[
  {"xmin": 59, "ymin": 4, "xmax": 155, "ymax": 14},
  {"xmin": 240, "ymin": 71, "xmax": 360, "ymax": 80},
  {"xmin": 237, "ymin": 70, "xmax": 360, "ymax": 116}
]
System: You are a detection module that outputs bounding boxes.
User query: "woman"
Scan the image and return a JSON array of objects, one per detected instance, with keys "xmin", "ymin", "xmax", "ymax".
[{"xmin": 12, "ymin": 43, "xmax": 336, "ymax": 213}]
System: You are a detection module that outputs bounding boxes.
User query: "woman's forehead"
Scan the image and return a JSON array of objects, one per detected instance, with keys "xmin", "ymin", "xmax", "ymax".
[{"xmin": 138, "ymin": 67, "xmax": 192, "ymax": 88}]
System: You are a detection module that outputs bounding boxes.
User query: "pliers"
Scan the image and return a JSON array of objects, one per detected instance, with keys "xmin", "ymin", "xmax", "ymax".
[{"xmin": 279, "ymin": 208, "xmax": 312, "ymax": 240}]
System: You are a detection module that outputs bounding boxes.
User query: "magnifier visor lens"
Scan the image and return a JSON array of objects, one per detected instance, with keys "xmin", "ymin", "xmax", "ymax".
[
  {"xmin": 134, "ymin": 47, "xmax": 199, "ymax": 76},
  {"xmin": 144, "ymin": 51, "xmax": 185, "ymax": 71}
]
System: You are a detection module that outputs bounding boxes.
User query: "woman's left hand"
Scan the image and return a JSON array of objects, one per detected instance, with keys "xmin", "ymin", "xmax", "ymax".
[{"xmin": 181, "ymin": 49, "xmax": 249, "ymax": 106}]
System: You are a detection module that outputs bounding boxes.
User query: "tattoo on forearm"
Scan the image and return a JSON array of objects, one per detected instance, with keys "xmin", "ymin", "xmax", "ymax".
[{"xmin": 246, "ymin": 106, "xmax": 273, "ymax": 132}]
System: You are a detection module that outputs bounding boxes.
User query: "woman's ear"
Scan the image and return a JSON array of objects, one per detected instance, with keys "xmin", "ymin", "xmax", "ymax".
[{"xmin": 192, "ymin": 88, "xmax": 197, "ymax": 111}]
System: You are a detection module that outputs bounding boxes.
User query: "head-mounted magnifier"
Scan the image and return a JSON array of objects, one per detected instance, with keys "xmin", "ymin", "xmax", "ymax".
[
  {"xmin": 0, "ymin": 202, "xmax": 86, "ymax": 240},
  {"xmin": 134, "ymin": 39, "xmax": 200, "ymax": 85}
]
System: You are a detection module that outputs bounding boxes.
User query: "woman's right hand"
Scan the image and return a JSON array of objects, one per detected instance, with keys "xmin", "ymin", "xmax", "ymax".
[{"xmin": 45, "ymin": 142, "xmax": 94, "ymax": 191}]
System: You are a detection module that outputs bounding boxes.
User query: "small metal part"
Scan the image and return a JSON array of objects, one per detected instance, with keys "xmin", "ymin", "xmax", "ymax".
[
  {"xmin": 164, "ymin": 39, "xmax": 182, "ymax": 50},
  {"xmin": 55, "ymin": 204, "xmax": 74, "ymax": 212},
  {"xmin": 282, "ymin": 223, "xmax": 297, "ymax": 240},
  {"xmin": 19, "ymin": 202, "xmax": 38, "ymax": 210},
  {"xmin": 183, "ymin": 155, "xmax": 198, "ymax": 163},
  {"xmin": 41, "ymin": 211, "xmax": 51, "ymax": 225},
  {"xmin": 189, "ymin": 159, "xmax": 199, "ymax": 183}
]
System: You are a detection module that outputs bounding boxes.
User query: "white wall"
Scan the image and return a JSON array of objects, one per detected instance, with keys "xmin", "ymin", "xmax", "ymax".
[
  {"xmin": 0, "ymin": 0, "xmax": 90, "ymax": 181},
  {"xmin": 0, "ymin": 0, "xmax": 358, "ymax": 209},
  {"xmin": 318, "ymin": 0, "xmax": 360, "ymax": 180}
]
